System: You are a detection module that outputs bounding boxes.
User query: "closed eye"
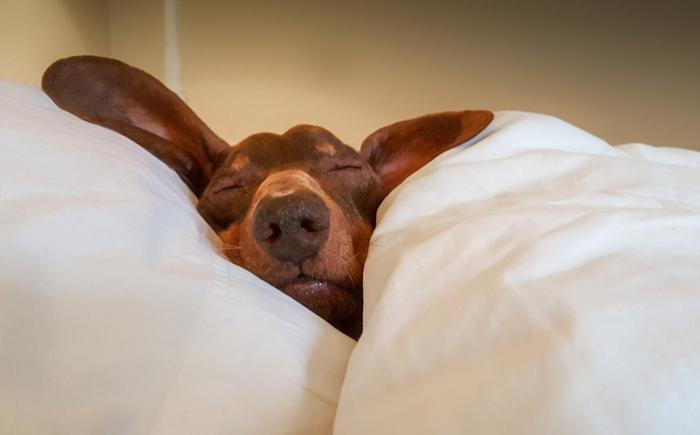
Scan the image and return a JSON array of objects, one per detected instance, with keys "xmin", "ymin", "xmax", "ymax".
[
  {"xmin": 212, "ymin": 183, "xmax": 244, "ymax": 194},
  {"xmin": 329, "ymin": 164, "xmax": 363, "ymax": 173}
]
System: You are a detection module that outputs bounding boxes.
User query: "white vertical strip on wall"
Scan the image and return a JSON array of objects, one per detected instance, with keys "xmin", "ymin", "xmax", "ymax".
[{"xmin": 164, "ymin": 0, "xmax": 184, "ymax": 97}]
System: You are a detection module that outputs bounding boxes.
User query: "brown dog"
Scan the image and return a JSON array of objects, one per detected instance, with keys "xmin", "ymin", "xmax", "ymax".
[{"xmin": 42, "ymin": 56, "xmax": 493, "ymax": 338}]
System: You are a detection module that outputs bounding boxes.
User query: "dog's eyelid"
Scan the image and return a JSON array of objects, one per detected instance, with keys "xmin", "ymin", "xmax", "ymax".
[
  {"xmin": 325, "ymin": 159, "xmax": 365, "ymax": 173},
  {"xmin": 331, "ymin": 164, "xmax": 363, "ymax": 171},
  {"xmin": 210, "ymin": 177, "xmax": 245, "ymax": 194},
  {"xmin": 213, "ymin": 184, "xmax": 243, "ymax": 194}
]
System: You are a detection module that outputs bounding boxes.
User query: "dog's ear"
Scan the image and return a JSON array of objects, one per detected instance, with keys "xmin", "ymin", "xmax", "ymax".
[
  {"xmin": 360, "ymin": 110, "xmax": 493, "ymax": 194},
  {"xmin": 42, "ymin": 55, "xmax": 230, "ymax": 196}
]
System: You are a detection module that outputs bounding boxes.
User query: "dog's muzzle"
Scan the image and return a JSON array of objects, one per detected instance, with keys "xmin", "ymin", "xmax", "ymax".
[{"xmin": 252, "ymin": 190, "xmax": 330, "ymax": 263}]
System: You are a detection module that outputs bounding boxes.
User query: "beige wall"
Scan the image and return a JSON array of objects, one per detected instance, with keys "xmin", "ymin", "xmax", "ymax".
[
  {"xmin": 0, "ymin": 0, "xmax": 166, "ymax": 86},
  {"xmin": 0, "ymin": 0, "xmax": 110, "ymax": 87},
  {"xmin": 108, "ymin": 0, "xmax": 166, "ymax": 81},
  {"xmin": 1, "ymin": 1, "xmax": 698, "ymax": 151},
  {"xmin": 179, "ymin": 0, "xmax": 699, "ymax": 151}
]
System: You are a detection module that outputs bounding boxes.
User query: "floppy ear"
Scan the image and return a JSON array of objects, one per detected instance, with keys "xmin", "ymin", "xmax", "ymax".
[
  {"xmin": 42, "ymin": 55, "xmax": 230, "ymax": 196},
  {"xmin": 360, "ymin": 110, "xmax": 494, "ymax": 194}
]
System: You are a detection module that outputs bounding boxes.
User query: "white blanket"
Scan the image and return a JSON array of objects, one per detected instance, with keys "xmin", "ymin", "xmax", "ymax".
[
  {"xmin": 335, "ymin": 112, "xmax": 700, "ymax": 434},
  {"xmin": 3, "ymin": 79, "xmax": 700, "ymax": 434},
  {"xmin": 0, "ymin": 81, "xmax": 354, "ymax": 435}
]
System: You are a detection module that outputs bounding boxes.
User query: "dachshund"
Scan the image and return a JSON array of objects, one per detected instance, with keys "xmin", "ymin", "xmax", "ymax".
[{"xmin": 42, "ymin": 56, "xmax": 493, "ymax": 338}]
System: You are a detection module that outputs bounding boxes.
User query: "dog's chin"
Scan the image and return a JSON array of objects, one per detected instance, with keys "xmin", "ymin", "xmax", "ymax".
[{"xmin": 280, "ymin": 276, "xmax": 358, "ymax": 324}]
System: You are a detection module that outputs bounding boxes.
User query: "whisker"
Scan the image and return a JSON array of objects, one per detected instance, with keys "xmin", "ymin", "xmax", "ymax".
[
  {"xmin": 221, "ymin": 244, "xmax": 243, "ymax": 251},
  {"xmin": 340, "ymin": 252, "xmax": 363, "ymax": 288}
]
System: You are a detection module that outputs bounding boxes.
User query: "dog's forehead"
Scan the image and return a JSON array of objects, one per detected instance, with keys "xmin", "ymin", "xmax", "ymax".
[{"xmin": 230, "ymin": 125, "xmax": 358, "ymax": 170}]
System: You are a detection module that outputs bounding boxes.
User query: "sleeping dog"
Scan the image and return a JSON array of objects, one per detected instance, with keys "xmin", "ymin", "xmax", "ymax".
[{"xmin": 42, "ymin": 56, "xmax": 493, "ymax": 338}]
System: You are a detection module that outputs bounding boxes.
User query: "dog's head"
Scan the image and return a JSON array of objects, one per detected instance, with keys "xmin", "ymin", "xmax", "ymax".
[{"xmin": 42, "ymin": 56, "xmax": 493, "ymax": 338}]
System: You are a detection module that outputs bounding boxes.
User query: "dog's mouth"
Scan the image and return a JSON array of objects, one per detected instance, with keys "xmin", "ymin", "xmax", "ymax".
[{"xmin": 280, "ymin": 275, "xmax": 359, "ymax": 323}]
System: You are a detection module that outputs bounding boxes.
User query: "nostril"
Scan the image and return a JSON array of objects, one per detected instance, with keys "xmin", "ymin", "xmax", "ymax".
[
  {"xmin": 267, "ymin": 223, "xmax": 282, "ymax": 242},
  {"xmin": 301, "ymin": 219, "xmax": 319, "ymax": 233},
  {"xmin": 255, "ymin": 221, "xmax": 282, "ymax": 242}
]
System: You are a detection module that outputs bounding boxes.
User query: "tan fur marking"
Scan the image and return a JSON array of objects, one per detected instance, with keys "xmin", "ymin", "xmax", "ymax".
[
  {"xmin": 230, "ymin": 153, "xmax": 250, "ymax": 171},
  {"xmin": 315, "ymin": 142, "xmax": 336, "ymax": 156},
  {"xmin": 252, "ymin": 170, "xmax": 325, "ymax": 207}
]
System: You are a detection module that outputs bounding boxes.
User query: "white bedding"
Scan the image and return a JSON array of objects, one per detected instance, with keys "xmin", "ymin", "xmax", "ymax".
[
  {"xmin": 335, "ymin": 112, "xmax": 700, "ymax": 434},
  {"xmin": 2, "ymin": 79, "xmax": 700, "ymax": 434},
  {"xmin": 0, "ymin": 81, "xmax": 354, "ymax": 435}
]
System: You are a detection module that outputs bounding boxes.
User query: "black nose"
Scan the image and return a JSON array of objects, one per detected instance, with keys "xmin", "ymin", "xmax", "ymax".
[{"xmin": 252, "ymin": 191, "xmax": 330, "ymax": 263}]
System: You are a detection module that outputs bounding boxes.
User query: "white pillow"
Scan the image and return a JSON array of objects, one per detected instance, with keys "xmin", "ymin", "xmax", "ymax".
[
  {"xmin": 0, "ymin": 80, "xmax": 354, "ymax": 435},
  {"xmin": 335, "ymin": 112, "xmax": 700, "ymax": 434}
]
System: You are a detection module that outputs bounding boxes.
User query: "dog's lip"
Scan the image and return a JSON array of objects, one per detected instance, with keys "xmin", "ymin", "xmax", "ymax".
[
  {"xmin": 287, "ymin": 273, "xmax": 335, "ymax": 286},
  {"xmin": 280, "ymin": 275, "xmax": 358, "ymax": 322},
  {"xmin": 284, "ymin": 273, "xmax": 346, "ymax": 290}
]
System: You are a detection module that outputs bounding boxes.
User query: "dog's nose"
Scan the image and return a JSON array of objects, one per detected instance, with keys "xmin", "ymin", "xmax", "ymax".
[{"xmin": 252, "ymin": 191, "xmax": 330, "ymax": 262}]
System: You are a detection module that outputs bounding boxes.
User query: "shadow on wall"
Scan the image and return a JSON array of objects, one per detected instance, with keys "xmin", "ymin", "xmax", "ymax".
[
  {"xmin": 0, "ymin": 0, "xmax": 109, "ymax": 86},
  {"xmin": 179, "ymin": 0, "xmax": 700, "ymax": 150},
  {"xmin": 58, "ymin": 0, "xmax": 109, "ymax": 49},
  {"xmin": 0, "ymin": 0, "xmax": 697, "ymax": 150}
]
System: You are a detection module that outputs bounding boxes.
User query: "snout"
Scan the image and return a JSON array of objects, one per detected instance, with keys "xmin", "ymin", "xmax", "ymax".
[{"xmin": 252, "ymin": 191, "xmax": 330, "ymax": 263}]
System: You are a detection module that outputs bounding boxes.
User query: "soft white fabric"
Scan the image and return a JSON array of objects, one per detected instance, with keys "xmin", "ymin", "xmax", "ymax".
[
  {"xmin": 4, "ymin": 79, "xmax": 700, "ymax": 435},
  {"xmin": 0, "ymin": 80, "xmax": 354, "ymax": 435},
  {"xmin": 335, "ymin": 112, "xmax": 700, "ymax": 434}
]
